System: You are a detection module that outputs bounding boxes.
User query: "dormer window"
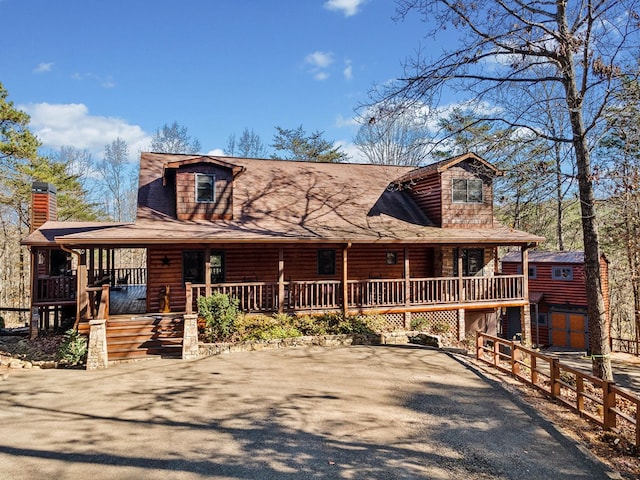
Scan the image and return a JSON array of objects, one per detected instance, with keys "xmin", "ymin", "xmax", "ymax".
[
  {"xmin": 452, "ymin": 178, "xmax": 483, "ymax": 203},
  {"xmin": 196, "ymin": 174, "xmax": 215, "ymax": 203}
]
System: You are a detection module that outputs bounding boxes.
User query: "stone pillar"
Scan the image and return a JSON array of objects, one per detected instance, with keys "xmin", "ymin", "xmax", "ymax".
[
  {"xmin": 86, "ymin": 319, "xmax": 108, "ymax": 370},
  {"xmin": 30, "ymin": 308, "xmax": 40, "ymax": 340},
  {"xmin": 182, "ymin": 314, "xmax": 199, "ymax": 360},
  {"xmin": 521, "ymin": 303, "xmax": 532, "ymax": 347},
  {"xmin": 404, "ymin": 311, "xmax": 412, "ymax": 330},
  {"xmin": 458, "ymin": 308, "xmax": 466, "ymax": 341}
]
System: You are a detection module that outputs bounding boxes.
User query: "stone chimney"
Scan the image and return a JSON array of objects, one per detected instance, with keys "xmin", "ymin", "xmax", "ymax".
[{"xmin": 31, "ymin": 182, "xmax": 57, "ymax": 232}]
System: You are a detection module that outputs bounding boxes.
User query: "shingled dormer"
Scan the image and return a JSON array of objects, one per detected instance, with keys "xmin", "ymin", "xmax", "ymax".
[
  {"xmin": 393, "ymin": 152, "xmax": 502, "ymax": 228},
  {"xmin": 163, "ymin": 156, "xmax": 245, "ymax": 221}
]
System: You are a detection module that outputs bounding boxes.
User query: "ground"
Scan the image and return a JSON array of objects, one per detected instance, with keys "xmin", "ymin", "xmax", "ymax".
[{"xmin": 1, "ymin": 334, "xmax": 639, "ymax": 478}]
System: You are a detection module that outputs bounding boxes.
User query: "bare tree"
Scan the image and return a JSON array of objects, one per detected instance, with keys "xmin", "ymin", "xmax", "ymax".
[
  {"xmin": 354, "ymin": 103, "xmax": 432, "ymax": 166},
  {"xmin": 97, "ymin": 138, "xmax": 132, "ymax": 222},
  {"xmin": 151, "ymin": 121, "xmax": 201, "ymax": 154},
  {"xmin": 226, "ymin": 128, "xmax": 268, "ymax": 158},
  {"xmin": 373, "ymin": 0, "xmax": 640, "ymax": 379}
]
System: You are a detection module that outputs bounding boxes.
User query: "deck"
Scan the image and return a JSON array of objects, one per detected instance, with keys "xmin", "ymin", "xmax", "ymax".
[{"xmin": 109, "ymin": 285, "xmax": 147, "ymax": 315}]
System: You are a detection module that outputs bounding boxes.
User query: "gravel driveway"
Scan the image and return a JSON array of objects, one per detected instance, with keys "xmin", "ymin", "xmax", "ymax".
[{"xmin": 0, "ymin": 345, "xmax": 616, "ymax": 479}]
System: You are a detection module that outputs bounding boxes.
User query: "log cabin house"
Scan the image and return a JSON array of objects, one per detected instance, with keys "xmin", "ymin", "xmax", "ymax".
[
  {"xmin": 22, "ymin": 152, "xmax": 544, "ymax": 358},
  {"xmin": 500, "ymin": 251, "xmax": 610, "ymax": 350}
]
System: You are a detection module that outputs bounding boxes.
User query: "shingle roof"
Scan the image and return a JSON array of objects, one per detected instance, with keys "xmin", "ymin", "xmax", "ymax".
[
  {"xmin": 23, "ymin": 152, "xmax": 544, "ymax": 247},
  {"xmin": 501, "ymin": 251, "xmax": 585, "ymax": 264}
]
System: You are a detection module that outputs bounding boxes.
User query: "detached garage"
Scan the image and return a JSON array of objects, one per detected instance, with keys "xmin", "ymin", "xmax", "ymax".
[{"xmin": 501, "ymin": 251, "xmax": 610, "ymax": 350}]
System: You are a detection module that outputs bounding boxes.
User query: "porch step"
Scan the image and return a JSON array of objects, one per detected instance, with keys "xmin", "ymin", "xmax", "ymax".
[{"xmin": 106, "ymin": 316, "xmax": 184, "ymax": 360}]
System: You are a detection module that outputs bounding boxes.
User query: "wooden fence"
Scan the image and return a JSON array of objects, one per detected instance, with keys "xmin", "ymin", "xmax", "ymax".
[
  {"xmin": 476, "ymin": 332, "xmax": 640, "ymax": 447},
  {"xmin": 612, "ymin": 337, "xmax": 640, "ymax": 356}
]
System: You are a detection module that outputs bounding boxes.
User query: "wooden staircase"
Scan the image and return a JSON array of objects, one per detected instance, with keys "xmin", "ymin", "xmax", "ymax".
[{"xmin": 105, "ymin": 315, "xmax": 184, "ymax": 360}]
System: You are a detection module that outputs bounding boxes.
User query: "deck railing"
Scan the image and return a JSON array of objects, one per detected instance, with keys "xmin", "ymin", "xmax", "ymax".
[
  {"xmin": 612, "ymin": 337, "xmax": 640, "ymax": 356},
  {"xmin": 90, "ymin": 267, "xmax": 147, "ymax": 286},
  {"xmin": 35, "ymin": 276, "xmax": 76, "ymax": 303},
  {"xmin": 187, "ymin": 275, "xmax": 524, "ymax": 313},
  {"xmin": 477, "ymin": 332, "xmax": 640, "ymax": 447}
]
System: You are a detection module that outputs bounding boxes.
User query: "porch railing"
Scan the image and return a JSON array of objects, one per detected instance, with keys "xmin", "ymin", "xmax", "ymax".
[
  {"xmin": 187, "ymin": 275, "xmax": 524, "ymax": 313},
  {"xmin": 35, "ymin": 276, "xmax": 76, "ymax": 304},
  {"xmin": 90, "ymin": 267, "xmax": 147, "ymax": 286}
]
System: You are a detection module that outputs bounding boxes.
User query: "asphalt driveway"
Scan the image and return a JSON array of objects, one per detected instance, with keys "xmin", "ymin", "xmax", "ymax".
[{"xmin": 0, "ymin": 345, "xmax": 616, "ymax": 479}]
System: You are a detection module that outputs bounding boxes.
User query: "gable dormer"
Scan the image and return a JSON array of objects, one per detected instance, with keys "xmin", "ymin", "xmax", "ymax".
[
  {"xmin": 393, "ymin": 152, "xmax": 502, "ymax": 228},
  {"xmin": 163, "ymin": 156, "xmax": 245, "ymax": 221}
]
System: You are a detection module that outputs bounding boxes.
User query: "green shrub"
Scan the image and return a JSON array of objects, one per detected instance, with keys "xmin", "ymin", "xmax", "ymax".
[
  {"xmin": 236, "ymin": 313, "xmax": 301, "ymax": 341},
  {"xmin": 57, "ymin": 329, "xmax": 87, "ymax": 366},
  {"xmin": 197, "ymin": 292, "xmax": 240, "ymax": 342}
]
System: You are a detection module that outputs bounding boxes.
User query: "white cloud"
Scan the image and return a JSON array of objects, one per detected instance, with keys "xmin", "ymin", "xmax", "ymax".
[
  {"xmin": 305, "ymin": 51, "xmax": 334, "ymax": 69},
  {"xmin": 72, "ymin": 72, "xmax": 117, "ymax": 89},
  {"xmin": 304, "ymin": 51, "xmax": 334, "ymax": 81},
  {"xmin": 33, "ymin": 62, "xmax": 54, "ymax": 73},
  {"xmin": 343, "ymin": 60, "xmax": 353, "ymax": 80},
  {"xmin": 21, "ymin": 103, "xmax": 152, "ymax": 159},
  {"xmin": 206, "ymin": 148, "xmax": 226, "ymax": 156},
  {"xmin": 324, "ymin": 0, "xmax": 366, "ymax": 17},
  {"xmin": 335, "ymin": 140, "xmax": 367, "ymax": 163}
]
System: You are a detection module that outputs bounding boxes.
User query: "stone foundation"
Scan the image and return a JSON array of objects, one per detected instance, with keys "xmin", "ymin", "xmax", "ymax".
[{"xmin": 197, "ymin": 331, "xmax": 441, "ymax": 358}]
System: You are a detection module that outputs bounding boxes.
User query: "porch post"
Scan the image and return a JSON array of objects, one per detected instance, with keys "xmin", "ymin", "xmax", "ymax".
[
  {"xmin": 342, "ymin": 243, "xmax": 350, "ymax": 316},
  {"xmin": 404, "ymin": 247, "xmax": 411, "ymax": 329},
  {"xmin": 76, "ymin": 252, "xmax": 89, "ymax": 323},
  {"xmin": 278, "ymin": 247, "xmax": 285, "ymax": 314},
  {"xmin": 521, "ymin": 246, "xmax": 532, "ymax": 346},
  {"xmin": 29, "ymin": 249, "xmax": 38, "ymax": 339},
  {"xmin": 457, "ymin": 248, "xmax": 464, "ymax": 302}
]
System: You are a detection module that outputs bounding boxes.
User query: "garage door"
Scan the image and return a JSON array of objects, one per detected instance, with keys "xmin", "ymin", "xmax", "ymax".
[{"xmin": 550, "ymin": 312, "xmax": 588, "ymax": 349}]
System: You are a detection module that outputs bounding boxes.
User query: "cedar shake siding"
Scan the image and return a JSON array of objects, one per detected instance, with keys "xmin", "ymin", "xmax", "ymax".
[
  {"xmin": 440, "ymin": 165, "xmax": 494, "ymax": 228},
  {"xmin": 175, "ymin": 164, "xmax": 234, "ymax": 221}
]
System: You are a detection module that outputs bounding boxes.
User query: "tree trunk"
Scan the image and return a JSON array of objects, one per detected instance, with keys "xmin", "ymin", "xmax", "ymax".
[
  {"xmin": 567, "ymin": 108, "xmax": 612, "ymax": 380},
  {"xmin": 558, "ymin": 0, "xmax": 612, "ymax": 381}
]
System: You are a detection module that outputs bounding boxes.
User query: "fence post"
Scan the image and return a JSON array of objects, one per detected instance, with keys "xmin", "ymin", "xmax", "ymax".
[
  {"xmin": 493, "ymin": 339, "xmax": 500, "ymax": 367},
  {"xmin": 512, "ymin": 344, "xmax": 520, "ymax": 377},
  {"xmin": 550, "ymin": 359, "xmax": 560, "ymax": 398},
  {"xmin": 602, "ymin": 381, "xmax": 617, "ymax": 430},
  {"xmin": 476, "ymin": 332, "xmax": 483, "ymax": 361}
]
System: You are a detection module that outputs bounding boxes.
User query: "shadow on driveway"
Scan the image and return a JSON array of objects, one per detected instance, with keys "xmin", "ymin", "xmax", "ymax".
[{"xmin": 0, "ymin": 345, "xmax": 617, "ymax": 479}]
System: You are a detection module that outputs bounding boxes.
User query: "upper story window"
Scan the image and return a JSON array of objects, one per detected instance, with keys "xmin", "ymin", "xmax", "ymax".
[
  {"xmin": 196, "ymin": 174, "xmax": 215, "ymax": 203},
  {"xmin": 552, "ymin": 266, "xmax": 573, "ymax": 281},
  {"xmin": 452, "ymin": 178, "xmax": 483, "ymax": 203}
]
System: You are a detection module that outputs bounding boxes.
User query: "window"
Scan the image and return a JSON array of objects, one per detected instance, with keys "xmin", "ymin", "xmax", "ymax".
[
  {"xmin": 537, "ymin": 313, "xmax": 548, "ymax": 326},
  {"xmin": 196, "ymin": 174, "xmax": 215, "ymax": 203},
  {"xmin": 516, "ymin": 264, "xmax": 537, "ymax": 279},
  {"xmin": 454, "ymin": 248, "xmax": 484, "ymax": 276},
  {"xmin": 183, "ymin": 250, "xmax": 205, "ymax": 283},
  {"xmin": 317, "ymin": 249, "xmax": 336, "ymax": 275},
  {"xmin": 386, "ymin": 251, "xmax": 398, "ymax": 265},
  {"xmin": 552, "ymin": 266, "xmax": 573, "ymax": 281},
  {"xmin": 452, "ymin": 178, "xmax": 483, "ymax": 203},
  {"xmin": 210, "ymin": 251, "xmax": 225, "ymax": 283}
]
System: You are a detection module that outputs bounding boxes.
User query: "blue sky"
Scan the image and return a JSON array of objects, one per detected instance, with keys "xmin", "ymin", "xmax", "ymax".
[{"xmin": 1, "ymin": 0, "xmax": 437, "ymax": 162}]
